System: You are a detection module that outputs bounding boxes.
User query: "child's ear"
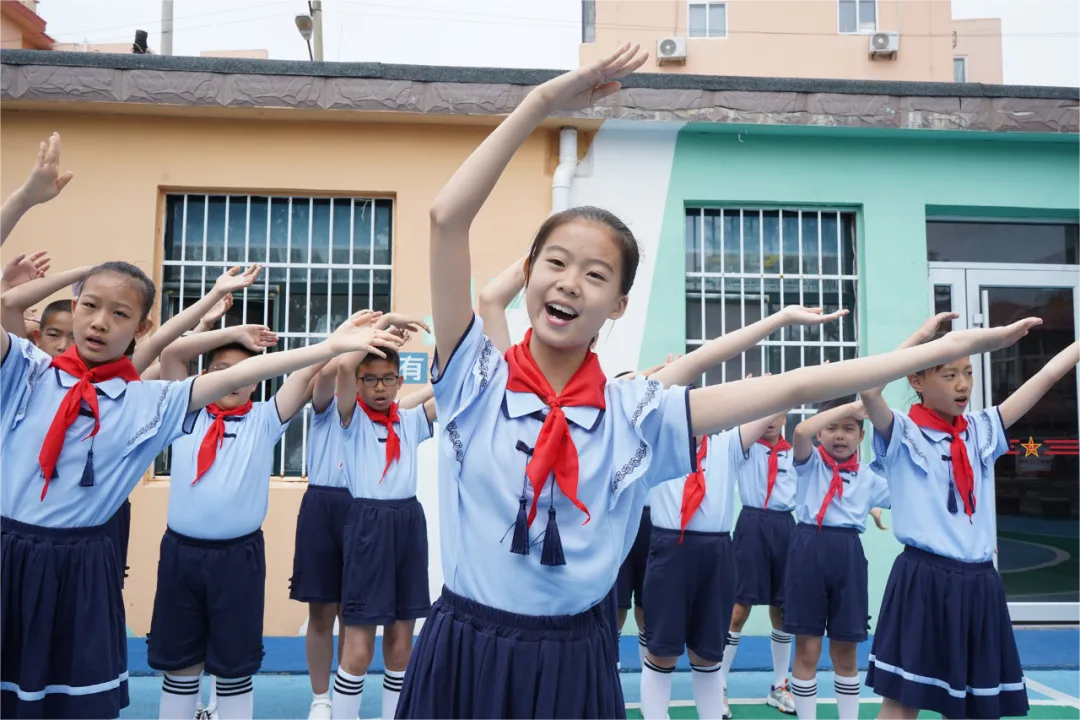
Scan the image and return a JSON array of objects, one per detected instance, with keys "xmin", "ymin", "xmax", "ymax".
[
  {"xmin": 608, "ymin": 294, "xmax": 629, "ymax": 321},
  {"xmin": 135, "ymin": 317, "xmax": 155, "ymax": 338},
  {"xmin": 30, "ymin": 328, "xmax": 41, "ymax": 346},
  {"xmin": 907, "ymin": 373, "xmax": 923, "ymax": 394}
]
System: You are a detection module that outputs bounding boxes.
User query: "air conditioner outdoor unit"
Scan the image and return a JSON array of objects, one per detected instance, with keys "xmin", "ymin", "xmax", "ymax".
[
  {"xmin": 869, "ymin": 32, "xmax": 900, "ymax": 58},
  {"xmin": 657, "ymin": 36, "xmax": 687, "ymax": 65}
]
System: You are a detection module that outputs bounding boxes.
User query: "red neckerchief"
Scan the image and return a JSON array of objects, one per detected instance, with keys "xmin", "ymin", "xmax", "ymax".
[
  {"xmin": 504, "ymin": 329, "xmax": 607, "ymax": 527},
  {"xmin": 194, "ymin": 401, "xmax": 253, "ymax": 483},
  {"xmin": 359, "ymin": 399, "xmax": 401, "ymax": 482},
  {"xmin": 38, "ymin": 346, "xmax": 140, "ymax": 500},
  {"xmin": 679, "ymin": 436, "xmax": 710, "ymax": 542},
  {"xmin": 758, "ymin": 437, "xmax": 792, "ymax": 509},
  {"xmin": 815, "ymin": 445, "xmax": 859, "ymax": 528},
  {"xmin": 909, "ymin": 403, "xmax": 975, "ymax": 520}
]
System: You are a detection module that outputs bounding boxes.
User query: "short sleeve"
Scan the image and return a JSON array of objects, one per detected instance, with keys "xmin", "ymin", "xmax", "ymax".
[
  {"xmin": 720, "ymin": 428, "xmax": 747, "ymax": 479},
  {"xmin": 1, "ymin": 334, "xmax": 50, "ymax": 428},
  {"xmin": 969, "ymin": 407, "xmax": 1009, "ymax": 465},
  {"xmin": 401, "ymin": 404, "xmax": 433, "ymax": 444},
  {"xmin": 431, "ymin": 314, "xmax": 502, "ymax": 426},
  {"xmin": 123, "ymin": 376, "xmax": 199, "ymax": 455},
  {"xmin": 615, "ymin": 380, "xmax": 694, "ymax": 495},
  {"xmin": 260, "ymin": 398, "xmax": 292, "ymax": 442},
  {"xmin": 310, "ymin": 397, "xmax": 337, "ymax": 429},
  {"xmin": 795, "ymin": 448, "xmax": 825, "ymax": 479},
  {"xmin": 870, "ymin": 410, "xmax": 929, "ymax": 477},
  {"xmin": 870, "ymin": 471, "xmax": 892, "ymax": 510}
]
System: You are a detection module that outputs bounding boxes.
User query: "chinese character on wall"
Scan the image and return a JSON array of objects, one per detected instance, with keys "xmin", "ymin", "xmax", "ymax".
[{"xmin": 399, "ymin": 352, "xmax": 429, "ymax": 385}]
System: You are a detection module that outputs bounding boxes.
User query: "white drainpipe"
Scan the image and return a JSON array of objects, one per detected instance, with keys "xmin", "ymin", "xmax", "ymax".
[{"xmin": 551, "ymin": 127, "xmax": 579, "ymax": 213}]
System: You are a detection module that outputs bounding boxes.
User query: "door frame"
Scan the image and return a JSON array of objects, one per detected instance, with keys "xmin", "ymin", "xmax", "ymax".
[{"xmin": 928, "ymin": 263, "xmax": 1080, "ymax": 624}]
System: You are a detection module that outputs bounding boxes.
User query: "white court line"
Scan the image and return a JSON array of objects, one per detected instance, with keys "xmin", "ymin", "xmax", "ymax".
[
  {"xmin": 1025, "ymin": 678, "xmax": 1080, "ymax": 709},
  {"xmin": 624, "ymin": 698, "xmax": 1068, "ymax": 708}
]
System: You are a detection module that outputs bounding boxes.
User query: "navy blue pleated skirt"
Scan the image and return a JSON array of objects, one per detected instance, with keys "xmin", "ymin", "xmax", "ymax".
[
  {"xmin": 395, "ymin": 586, "xmax": 625, "ymax": 719},
  {"xmin": 867, "ymin": 546, "xmax": 1029, "ymax": 719},
  {"xmin": 1, "ymin": 517, "xmax": 129, "ymax": 719}
]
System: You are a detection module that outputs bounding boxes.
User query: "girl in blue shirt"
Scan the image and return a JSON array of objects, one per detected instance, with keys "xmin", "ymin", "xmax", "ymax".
[{"xmin": 395, "ymin": 44, "xmax": 1042, "ymax": 719}]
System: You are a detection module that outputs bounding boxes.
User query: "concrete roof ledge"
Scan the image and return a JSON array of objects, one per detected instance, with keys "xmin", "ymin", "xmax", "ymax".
[{"xmin": 2, "ymin": 49, "xmax": 1077, "ymax": 134}]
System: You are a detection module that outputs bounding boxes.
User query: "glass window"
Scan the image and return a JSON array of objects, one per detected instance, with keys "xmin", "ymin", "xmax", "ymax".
[
  {"xmin": 582, "ymin": 0, "xmax": 596, "ymax": 43},
  {"xmin": 926, "ymin": 221, "xmax": 1079, "ymax": 265},
  {"xmin": 839, "ymin": 0, "xmax": 875, "ymax": 33},
  {"xmin": 954, "ymin": 56, "xmax": 967, "ymax": 83},
  {"xmin": 689, "ymin": 3, "xmax": 707, "ymax": 38},
  {"xmin": 689, "ymin": 2, "xmax": 725, "ymax": 38},
  {"xmin": 157, "ymin": 193, "xmax": 394, "ymax": 478}
]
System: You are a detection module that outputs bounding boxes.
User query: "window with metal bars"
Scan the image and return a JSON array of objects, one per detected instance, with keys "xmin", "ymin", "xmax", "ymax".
[
  {"xmin": 685, "ymin": 207, "xmax": 859, "ymax": 426},
  {"xmin": 154, "ymin": 193, "xmax": 394, "ymax": 479}
]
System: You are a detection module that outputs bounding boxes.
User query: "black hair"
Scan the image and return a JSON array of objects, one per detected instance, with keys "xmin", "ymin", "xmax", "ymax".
[
  {"xmin": 524, "ymin": 206, "xmax": 640, "ymax": 297},
  {"xmin": 39, "ymin": 298, "xmax": 74, "ymax": 329},
  {"xmin": 613, "ymin": 370, "xmax": 634, "ymax": 378},
  {"xmin": 205, "ymin": 342, "xmax": 258, "ymax": 368},
  {"xmin": 818, "ymin": 394, "xmax": 865, "ymax": 429},
  {"xmin": 356, "ymin": 347, "xmax": 401, "ymax": 376}
]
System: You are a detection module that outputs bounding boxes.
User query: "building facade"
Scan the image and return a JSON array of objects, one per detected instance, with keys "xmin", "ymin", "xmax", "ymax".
[{"xmin": 1, "ymin": 50, "xmax": 1075, "ymax": 646}]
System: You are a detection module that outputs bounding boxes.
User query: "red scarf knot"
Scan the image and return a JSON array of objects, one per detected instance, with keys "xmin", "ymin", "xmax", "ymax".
[
  {"xmin": 815, "ymin": 445, "xmax": 859, "ymax": 529},
  {"xmin": 194, "ymin": 401, "xmax": 253, "ymax": 484},
  {"xmin": 758, "ymin": 437, "xmax": 792, "ymax": 509},
  {"xmin": 38, "ymin": 346, "xmax": 140, "ymax": 500},
  {"xmin": 504, "ymin": 329, "xmax": 607, "ymax": 527},
  {"xmin": 908, "ymin": 404, "xmax": 976, "ymax": 521},
  {"xmin": 359, "ymin": 399, "xmax": 401, "ymax": 482},
  {"xmin": 679, "ymin": 436, "xmax": 710, "ymax": 542}
]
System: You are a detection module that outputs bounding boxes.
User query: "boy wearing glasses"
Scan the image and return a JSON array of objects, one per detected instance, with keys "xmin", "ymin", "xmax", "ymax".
[{"xmin": 330, "ymin": 319, "xmax": 436, "ymax": 720}]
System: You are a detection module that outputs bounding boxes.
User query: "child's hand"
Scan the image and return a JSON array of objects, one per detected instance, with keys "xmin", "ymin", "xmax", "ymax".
[
  {"xmin": 957, "ymin": 318, "xmax": 1042, "ymax": 355},
  {"xmin": 914, "ymin": 312, "xmax": 959, "ymax": 343},
  {"xmin": 850, "ymin": 399, "xmax": 868, "ymax": 421},
  {"xmin": 329, "ymin": 311, "xmax": 406, "ymax": 358},
  {"xmin": 233, "ymin": 324, "xmax": 278, "ymax": 352},
  {"xmin": 19, "ymin": 133, "xmax": 74, "ymax": 207},
  {"xmin": 377, "ymin": 312, "xmax": 431, "ymax": 335},
  {"xmin": 199, "ymin": 293, "xmax": 234, "ymax": 330},
  {"xmin": 871, "ymin": 508, "xmax": 889, "ymax": 531},
  {"xmin": 214, "ymin": 264, "xmax": 263, "ymax": 295},
  {"xmin": 533, "ymin": 43, "xmax": 648, "ymax": 112},
  {"xmin": 781, "ymin": 305, "xmax": 849, "ymax": 326},
  {"xmin": 1, "ymin": 250, "xmax": 50, "ymax": 291}
]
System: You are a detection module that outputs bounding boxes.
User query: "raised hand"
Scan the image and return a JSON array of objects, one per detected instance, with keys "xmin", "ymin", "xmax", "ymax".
[
  {"xmin": 534, "ymin": 43, "xmax": 649, "ymax": 112},
  {"xmin": 377, "ymin": 312, "xmax": 431, "ymax": 336},
  {"xmin": 914, "ymin": 311, "xmax": 959, "ymax": 343},
  {"xmin": 1, "ymin": 250, "xmax": 50, "ymax": 290},
  {"xmin": 199, "ymin": 293, "xmax": 234, "ymax": 329},
  {"xmin": 234, "ymin": 324, "xmax": 278, "ymax": 352},
  {"xmin": 958, "ymin": 318, "xmax": 1042, "ymax": 355},
  {"xmin": 781, "ymin": 305, "xmax": 849, "ymax": 326},
  {"xmin": 329, "ymin": 311, "xmax": 406, "ymax": 358},
  {"xmin": 214, "ymin": 264, "xmax": 263, "ymax": 295},
  {"xmin": 871, "ymin": 508, "xmax": 889, "ymax": 531},
  {"xmin": 19, "ymin": 133, "xmax": 74, "ymax": 207},
  {"xmin": 850, "ymin": 399, "xmax": 869, "ymax": 421}
]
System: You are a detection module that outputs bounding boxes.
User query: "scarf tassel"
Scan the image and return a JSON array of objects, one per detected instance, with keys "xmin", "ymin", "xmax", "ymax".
[
  {"xmin": 79, "ymin": 449, "xmax": 95, "ymax": 488},
  {"xmin": 540, "ymin": 506, "xmax": 566, "ymax": 567},
  {"xmin": 947, "ymin": 481, "xmax": 958, "ymax": 514},
  {"xmin": 510, "ymin": 496, "xmax": 530, "ymax": 556}
]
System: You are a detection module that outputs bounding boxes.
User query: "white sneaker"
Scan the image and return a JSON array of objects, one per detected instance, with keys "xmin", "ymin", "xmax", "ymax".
[
  {"xmin": 193, "ymin": 709, "xmax": 205, "ymax": 720},
  {"xmin": 308, "ymin": 696, "xmax": 333, "ymax": 720},
  {"xmin": 722, "ymin": 691, "xmax": 732, "ymax": 720},
  {"xmin": 766, "ymin": 680, "xmax": 797, "ymax": 715},
  {"xmin": 203, "ymin": 705, "xmax": 220, "ymax": 720}
]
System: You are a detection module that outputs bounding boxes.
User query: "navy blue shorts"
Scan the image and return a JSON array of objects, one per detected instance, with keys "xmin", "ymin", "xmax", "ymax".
[
  {"xmin": 290, "ymin": 485, "xmax": 352, "ymax": 604},
  {"xmin": 867, "ymin": 546, "xmax": 1029, "ymax": 719},
  {"xmin": 102, "ymin": 499, "xmax": 131, "ymax": 589},
  {"xmin": 617, "ymin": 506, "xmax": 652, "ymax": 610},
  {"xmin": 147, "ymin": 528, "xmax": 266, "ymax": 678},
  {"xmin": 643, "ymin": 527, "xmax": 735, "ymax": 663},
  {"xmin": 396, "ymin": 586, "xmax": 625, "ymax": 719},
  {"xmin": 342, "ymin": 496, "xmax": 430, "ymax": 627},
  {"xmin": 733, "ymin": 506, "xmax": 794, "ymax": 607},
  {"xmin": 781, "ymin": 523, "xmax": 869, "ymax": 643},
  {"xmin": 1, "ymin": 517, "xmax": 129, "ymax": 719}
]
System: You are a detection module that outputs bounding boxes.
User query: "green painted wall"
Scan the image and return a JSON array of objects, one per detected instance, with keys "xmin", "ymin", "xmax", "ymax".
[{"xmin": 643, "ymin": 128, "xmax": 1080, "ymax": 637}]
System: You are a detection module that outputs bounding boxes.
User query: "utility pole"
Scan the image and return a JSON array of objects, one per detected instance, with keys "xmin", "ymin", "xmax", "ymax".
[
  {"xmin": 311, "ymin": 1, "xmax": 323, "ymax": 61},
  {"xmin": 160, "ymin": 0, "xmax": 174, "ymax": 55}
]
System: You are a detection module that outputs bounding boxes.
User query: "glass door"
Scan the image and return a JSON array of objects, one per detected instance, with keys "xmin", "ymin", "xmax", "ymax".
[{"xmin": 964, "ymin": 269, "xmax": 1079, "ymax": 623}]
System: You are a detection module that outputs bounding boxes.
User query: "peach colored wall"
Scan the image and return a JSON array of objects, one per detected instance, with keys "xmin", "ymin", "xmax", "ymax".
[
  {"xmin": 52, "ymin": 42, "xmax": 135, "ymax": 53},
  {"xmin": 952, "ymin": 17, "xmax": 1003, "ymax": 84},
  {"xmin": 582, "ymin": 0, "xmax": 957, "ymax": 82},
  {"xmin": 1, "ymin": 12, "xmax": 25, "ymax": 48},
  {"xmin": 0, "ymin": 110, "xmax": 554, "ymax": 635}
]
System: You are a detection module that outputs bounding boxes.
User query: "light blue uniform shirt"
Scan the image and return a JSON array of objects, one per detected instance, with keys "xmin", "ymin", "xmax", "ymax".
[
  {"xmin": 1, "ymin": 335, "xmax": 196, "ymax": 528},
  {"xmin": 651, "ymin": 428, "xmax": 741, "ymax": 534},
  {"xmin": 340, "ymin": 400, "xmax": 433, "ymax": 500},
  {"xmin": 306, "ymin": 399, "xmax": 346, "ymax": 488},
  {"xmin": 167, "ymin": 398, "xmax": 291, "ymax": 540},
  {"xmin": 871, "ymin": 408, "xmax": 1007, "ymax": 563},
  {"xmin": 736, "ymin": 438, "xmax": 796, "ymax": 512},
  {"xmin": 432, "ymin": 315, "xmax": 695, "ymax": 616},
  {"xmin": 793, "ymin": 449, "xmax": 891, "ymax": 533}
]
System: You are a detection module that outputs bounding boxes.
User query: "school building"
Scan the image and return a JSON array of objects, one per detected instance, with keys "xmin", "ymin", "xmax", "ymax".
[{"xmin": 1, "ymin": 49, "xmax": 1077, "ymax": 644}]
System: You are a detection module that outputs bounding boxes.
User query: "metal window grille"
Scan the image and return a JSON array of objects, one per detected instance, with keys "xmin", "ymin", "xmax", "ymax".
[
  {"xmin": 155, "ymin": 194, "xmax": 394, "ymax": 478},
  {"xmin": 685, "ymin": 207, "xmax": 859, "ymax": 425}
]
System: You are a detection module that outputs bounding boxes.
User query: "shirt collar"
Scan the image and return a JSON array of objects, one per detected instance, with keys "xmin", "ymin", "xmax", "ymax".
[
  {"xmin": 502, "ymin": 390, "xmax": 603, "ymax": 431},
  {"xmin": 54, "ymin": 367, "xmax": 129, "ymax": 399}
]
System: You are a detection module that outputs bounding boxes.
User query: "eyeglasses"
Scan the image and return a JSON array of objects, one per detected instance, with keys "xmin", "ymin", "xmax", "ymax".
[{"xmin": 360, "ymin": 375, "xmax": 400, "ymax": 388}]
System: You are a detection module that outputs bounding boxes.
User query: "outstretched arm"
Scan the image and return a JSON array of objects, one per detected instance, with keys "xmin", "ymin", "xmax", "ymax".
[
  {"xmin": 792, "ymin": 399, "xmax": 866, "ymax": 462},
  {"xmin": 0, "ymin": 265, "xmax": 89, "ymax": 339},
  {"xmin": 400, "ymin": 384, "xmax": 434, "ymax": 411},
  {"xmin": 158, "ymin": 324, "xmax": 277, "ymax": 381},
  {"xmin": 999, "ymin": 341, "xmax": 1079, "ymax": 429},
  {"xmin": 478, "ymin": 256, "xmax": 526, "ymax": 353},
  {"xmin": 312, "ymin": 357, "xmax": 341, "ymax": 413},
  {"xmin": 274, "ymin": 360, "xmax": 330, "ymax": 422},
  {"xmin": 2, "ymin": 133, "xmax": 74, "ymax": 246}
]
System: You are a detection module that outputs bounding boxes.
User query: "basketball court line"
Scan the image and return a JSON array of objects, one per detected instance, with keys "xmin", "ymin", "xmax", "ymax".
[
  {"xmin": 624, "ymin": 699, "xmax": 1072, "ymax": 708},
  {"xmin": 1025, "ymin": 678, "xmax": 1080, "ymax": 709}
]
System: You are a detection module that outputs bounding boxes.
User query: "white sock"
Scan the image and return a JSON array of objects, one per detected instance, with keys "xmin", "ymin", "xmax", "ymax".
[
  {"xmin": 331, "ymin": 669, "xmax": 365, "ymax": 720},
  {"xmin": 690, "ymin": 662, "xmax": 725, "ymax": 720},
  {"xmin": 313, "ymin": 691, "xmax": 331, "ymax": 705},
  {"xmin": 641, "ymin": 658, "xmax": 675, "ymax": 720},
  {"xmin": 208, "ymin": 675, "xmax": 218, "ymax": 709},
  {"xmin": 770, "ymin": 629, "xmax": 793, "ymax": 687},
  {"xmin": 160, "ymin": 673, "xmax": 201, "ymax": 720},
  {"xmin": 214, "ymin": 677, "xmax": 254, "ymax": 720},
  {"xmin": 789, "ymin": 675, "xmax": 818, "ymax": 720},
  {"xmin": 638, "ymin": 631, "xmax": 648, "ymax": 667},
  {"xmin": 719, "ymin": 632, "xmax": 740, "ymax": 690},
  {"xmin": 382, "ymin": 669, "xmax": 405, "ymax": 719},
  {"xmin": 834, "ymin": 674, "xmax": 861, "ymax": 720}
]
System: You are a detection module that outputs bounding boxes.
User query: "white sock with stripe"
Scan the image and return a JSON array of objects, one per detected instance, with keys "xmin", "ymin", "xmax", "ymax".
[
  {"xmin": 770, "ymin": 629, "xmax": 793, "ymax": 688},
  {"xmin": 834, "ymin": 674, "xmax": 861, "ymax": 720},
  {"xmin": 159, "ymin": 673, "xmax": 201, "ymax": 720},
  {"xmin": 641, "ymin": 658, "xmax": 675, "ymax": 720},
  {"xmin": 718, "ymin": 632, "xmax": 740, "ymax": 690},
  {"xmin": 789, "ymin": 675, "xmax": 818, "ymax": 720},
  {"xmin": 638, "ymin": 632, "xmax": 648, "ymax": 667},
  {"xmin": 382, "ymin": 669, "xmax": 405, "ymax": 719},
  {"xmin": 690, "ymin": 662, "xmax": 725, "ymax": 720},
  {"xmin": 331, "ymin": 669, "xmax": 365, "ymax": 720},
  {"xmin": 208, "ymin": 675, "xmax": 218, "ymax": 710},
  {"xmin": 214, "ymin": 676, "xmax": 253, "ymax": 720}
]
